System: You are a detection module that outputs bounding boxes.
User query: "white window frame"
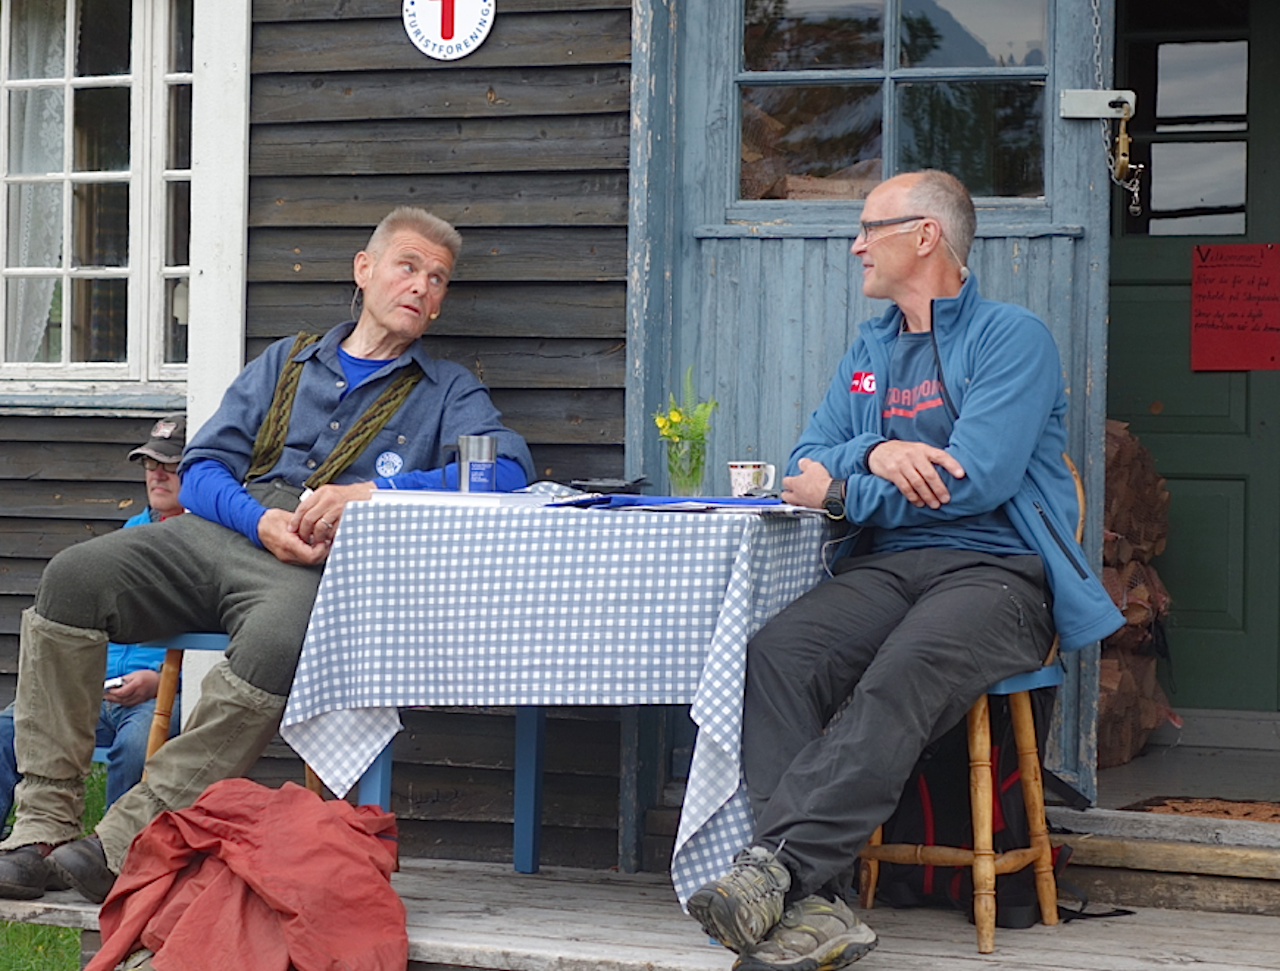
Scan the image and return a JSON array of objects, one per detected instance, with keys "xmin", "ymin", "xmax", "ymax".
[
  {"xmin": 185, "ymin": 0, "xmax": 248, "ymax": 429},
  {"xmin": 0, "ymin": 0, "xmax": 248, "ymax": 415},
  {"xmin": 177, "ymin": 0, "xmax": 251, "ymax": 717}
]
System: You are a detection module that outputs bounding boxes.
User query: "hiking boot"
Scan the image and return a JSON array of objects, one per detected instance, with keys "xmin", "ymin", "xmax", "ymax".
[
  {"xmin": 736, "ymin": 895, "xmax": 877, "ymax": 971},
  {"xmin": 687, "ymin": 845, "xmax": 791, "ymax": 953},
  {"xmin": 0, "ymin": 844, "xmax": 58, "ymax": 900},
  {"xmin": 48, "ymin": 835, "xmax": 115, "ymax": 905}
]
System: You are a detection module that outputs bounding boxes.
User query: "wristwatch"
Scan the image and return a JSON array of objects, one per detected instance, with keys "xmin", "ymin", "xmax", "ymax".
[{"xmin": 823, "ymin": 477, "xmax": 847, "ymax": 520}]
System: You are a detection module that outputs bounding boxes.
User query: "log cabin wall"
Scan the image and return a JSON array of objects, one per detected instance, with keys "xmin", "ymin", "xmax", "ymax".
[
  {"xmin": 0, "ymin": 417, "xmax": 153, "ymax": 707},
  {"xmin": 2, "ymin": 1, "xmax": 633, "ymax": 868},
  {"xmin": 247, "ymin": 0, "xmax": 631, "ymax": 483},
  {"xmin": 243, "ymin": 0, "xmax": 634, "ymax": 866}
]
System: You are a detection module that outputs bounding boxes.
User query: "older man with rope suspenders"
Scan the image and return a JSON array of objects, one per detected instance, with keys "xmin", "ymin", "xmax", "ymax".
[{"xmin": 0, "ymin": 206, "xmax": 534, "ymax": 903}]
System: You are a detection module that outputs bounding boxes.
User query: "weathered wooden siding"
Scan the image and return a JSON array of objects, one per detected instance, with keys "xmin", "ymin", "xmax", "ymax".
[
  {"xmin": 247, "ymin": 0, "xmax": 631, "ymax": 482},
  {"xmin": 251, "ymin": 707, "xmax": 623, "ymax": 870},
  {"xmin": 238, "ymin": 0, "xmax": 634, "ymax": 864},
  {"xmin": 0, "ymin": 417, "xmax": 153, "ymax": 707}
]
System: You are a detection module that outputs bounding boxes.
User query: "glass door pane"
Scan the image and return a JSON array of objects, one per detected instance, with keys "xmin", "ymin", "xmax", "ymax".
[{"xmin": 740, "ymin": 84, "xmax": 883, "ymax": 199}]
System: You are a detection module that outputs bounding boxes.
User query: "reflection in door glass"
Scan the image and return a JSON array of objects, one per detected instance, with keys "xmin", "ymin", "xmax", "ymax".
[
  {"xmin": 169, "ymin": 85, "xmax": 193, "ymax": 169},
  {"xmin": 1156, "ymin": 42, "xmax": 1247, "ymax": 124},
  {"xmin": 744, "ymin": 1, "xmax": 884, "ymax": 71},
  {"xmin": 899, "ymin": 80, "xmax": 1043, "ymax": 197},
  {"xmin": 166, "ymin": 181, "xmax": 191, "ymax": 267},
  {"xmin": 740, "ymin": 84, "xmax": 883, "ymax": 200},
  {"xmin": 1146, "ymin": 142, "xmax": 1246, "ymax": 237},
  {"xmin": 171, "ymin": 0, "xmax": 194, "ymax": 73},
  {"xmin": 900, "ymin": 0, "xmax": 1045, "ymax": 68}
]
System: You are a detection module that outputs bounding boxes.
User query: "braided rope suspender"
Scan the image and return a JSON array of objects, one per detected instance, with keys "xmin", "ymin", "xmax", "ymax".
[{"xmin": 245, "ymin": 331, "xmax": 424, "ymax": 488}]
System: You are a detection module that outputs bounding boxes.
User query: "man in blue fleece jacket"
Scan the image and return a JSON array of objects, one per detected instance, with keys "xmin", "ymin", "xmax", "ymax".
[
  {"xmin": 688, "ymin": 171, "xmax": 1122, "ymax": 971},
  {"xmin": 0, "ymin": 206, "xmax": 534, "ymax": 904}
]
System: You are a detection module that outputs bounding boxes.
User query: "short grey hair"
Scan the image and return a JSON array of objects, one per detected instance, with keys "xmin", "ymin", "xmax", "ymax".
[
  {"xmin": 365, "ymin": 206, "xmax": 462, "ymax": 262},
  {"xmin": 903, "ymin": 170, "xmax": 976, "ymax": 264}
]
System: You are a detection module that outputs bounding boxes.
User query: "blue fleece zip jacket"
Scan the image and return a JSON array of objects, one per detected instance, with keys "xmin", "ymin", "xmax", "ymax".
[{"xmin": 790, "ymin": 274, "xmax": 1123, "ymax": 652}]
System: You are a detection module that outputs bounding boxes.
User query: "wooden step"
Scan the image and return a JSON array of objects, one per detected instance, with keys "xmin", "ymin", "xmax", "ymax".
[{"xmin": 1049, "ymin": 807, "xmax": 1280, "ymax": 916}]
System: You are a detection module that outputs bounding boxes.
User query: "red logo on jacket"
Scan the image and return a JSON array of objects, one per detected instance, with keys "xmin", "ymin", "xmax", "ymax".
[{"xmin": 850, "ymin": 371, "xmax": 877, "ymax": 394}]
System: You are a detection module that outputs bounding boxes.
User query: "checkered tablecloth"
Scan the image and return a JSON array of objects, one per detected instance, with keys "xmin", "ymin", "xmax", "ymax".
[{"xmin": 279, "ymin": 499, "xmax": 829, "ymax": 906}]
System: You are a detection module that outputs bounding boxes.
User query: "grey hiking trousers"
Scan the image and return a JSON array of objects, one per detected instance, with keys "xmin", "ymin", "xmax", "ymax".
[{"xmin": 741, "ymin": 548, "xmax": 1055, "ymax": 902}]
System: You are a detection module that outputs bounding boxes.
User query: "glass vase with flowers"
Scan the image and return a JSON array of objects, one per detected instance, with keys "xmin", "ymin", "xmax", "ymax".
[{"xmin": 653, "ymin": 367, "xmax": 719, "ymax": 496}]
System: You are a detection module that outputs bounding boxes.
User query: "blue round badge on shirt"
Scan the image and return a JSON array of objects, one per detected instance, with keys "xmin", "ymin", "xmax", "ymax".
[{"xmin": 375, "ymin": 451, "xmax": 404, "ymax": 477}]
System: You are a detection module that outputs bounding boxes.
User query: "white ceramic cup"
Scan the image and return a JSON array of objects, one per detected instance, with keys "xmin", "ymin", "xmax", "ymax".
[{"xmin": 728, "ymin": 461, "xmax": 777, "ymax": 497}]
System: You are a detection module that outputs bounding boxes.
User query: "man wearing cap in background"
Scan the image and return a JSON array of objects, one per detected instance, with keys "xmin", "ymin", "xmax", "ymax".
[{"xmin": 0, "ymin": 416, "xmax": 188, "ymax": 837}]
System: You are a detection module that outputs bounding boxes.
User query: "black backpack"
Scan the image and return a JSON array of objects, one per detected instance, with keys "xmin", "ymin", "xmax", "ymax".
[{"xmin": 873, "ymin": 687, "xmax": 1067, "ymax": 928}]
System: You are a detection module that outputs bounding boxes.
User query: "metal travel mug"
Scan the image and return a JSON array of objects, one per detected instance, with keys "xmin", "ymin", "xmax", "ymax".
[{"xmin": 456, "ymin": 434, "xmax": 497, "ymax": 492}]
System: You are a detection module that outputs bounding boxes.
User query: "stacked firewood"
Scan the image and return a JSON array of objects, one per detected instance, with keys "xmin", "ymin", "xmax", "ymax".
[{"xmin": 1097, "ymin": 420, "xmax": 1179, "ymax": 769}]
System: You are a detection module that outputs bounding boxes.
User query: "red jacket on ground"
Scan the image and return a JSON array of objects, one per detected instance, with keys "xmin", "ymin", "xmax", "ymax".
[{"xmin": 87, "ymin": 778, "xmax": 406, "ymax": 971}]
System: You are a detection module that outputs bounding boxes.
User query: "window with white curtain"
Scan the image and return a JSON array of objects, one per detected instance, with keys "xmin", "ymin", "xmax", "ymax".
[{"xmin": 1, "ymin": 0, "xmax": 191, "ymax": 384}]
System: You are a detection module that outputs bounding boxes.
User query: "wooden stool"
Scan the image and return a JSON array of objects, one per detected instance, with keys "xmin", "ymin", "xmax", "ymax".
[
  {"xmin": 857, "ymin": 663, "xmax": 1063, "ymax": 952},
  {"xmin": 858, "ymin": 454, "xmax": 1085, "ymax": 953}
]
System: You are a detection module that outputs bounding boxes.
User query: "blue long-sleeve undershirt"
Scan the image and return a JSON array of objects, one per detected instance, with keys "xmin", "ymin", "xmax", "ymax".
[
  {"xmin": 179, "ymin": 456, "xmax": 529, "ymax": 548},
  {"xmin": 180, "ymin": 459, "xmax": 269, "ymax": 545}
]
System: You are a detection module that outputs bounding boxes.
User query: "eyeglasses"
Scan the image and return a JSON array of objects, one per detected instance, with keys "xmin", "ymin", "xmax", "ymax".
[
  {"xmin": 857, "ymin": 214, "xmax": 928, "ymax": 243},
  {"xmin": 142, "ymin": 457, "xmax": 180, "ymax": 474}
]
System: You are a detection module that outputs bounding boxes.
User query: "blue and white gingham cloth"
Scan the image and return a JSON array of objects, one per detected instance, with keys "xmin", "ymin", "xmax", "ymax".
[{"xmin": 279, "ymin": 500, "xmax": 828, "ymax": 906}]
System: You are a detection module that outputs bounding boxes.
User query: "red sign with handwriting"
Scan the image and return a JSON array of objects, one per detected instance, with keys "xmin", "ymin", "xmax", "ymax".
[{"xmin": 1191, "ymin": 243, "xmax": 1280, "ymax": 370}]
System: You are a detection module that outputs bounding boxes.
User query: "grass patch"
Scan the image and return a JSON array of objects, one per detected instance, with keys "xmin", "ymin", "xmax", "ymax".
[
  {"xmin": 0, "ymin": 922, "xmax": 80, "ymax": 971},
  {"xmin": 0, "ymin": 765, "xmax": 108, "ymax": 971}
]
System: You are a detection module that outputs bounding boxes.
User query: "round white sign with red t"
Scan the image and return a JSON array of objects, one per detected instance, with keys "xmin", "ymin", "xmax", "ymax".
[{"xmin": 402, "ymin": 0, "xmax": 495, "ymax": 61}]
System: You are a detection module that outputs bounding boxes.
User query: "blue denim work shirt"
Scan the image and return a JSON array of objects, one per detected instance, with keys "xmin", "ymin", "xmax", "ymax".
[{"xmin": 180, "ymin": 322, "xmax": 534, "ymax": 487}]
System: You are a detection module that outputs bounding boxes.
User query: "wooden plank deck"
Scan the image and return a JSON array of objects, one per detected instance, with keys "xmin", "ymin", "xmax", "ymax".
[{"xmin": 4, "ymin": 858, "xmax": 1280, "ymax": 970}]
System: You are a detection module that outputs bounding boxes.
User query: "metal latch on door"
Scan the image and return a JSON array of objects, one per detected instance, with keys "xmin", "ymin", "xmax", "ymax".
[{"xmin": 1059, "ymin": 89, "xmax": 1145, "ymax": 216}]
